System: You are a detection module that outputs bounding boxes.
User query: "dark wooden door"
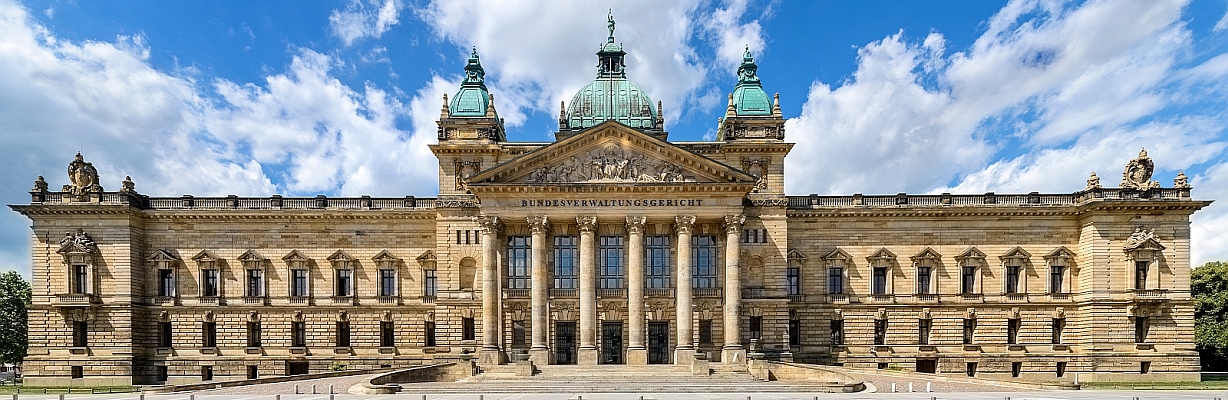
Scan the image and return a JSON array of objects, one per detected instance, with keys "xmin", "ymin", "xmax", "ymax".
[
  {"xmin": 555, "ymin": 322, "xmax": 576, "ymax": 364},
  {"xmin": 602, "ymin": 322, "xmax": 623, "ymax": 364},
  {"xmin": 648, "ymin": 321, "xmax": 669, "ymax": 364}
]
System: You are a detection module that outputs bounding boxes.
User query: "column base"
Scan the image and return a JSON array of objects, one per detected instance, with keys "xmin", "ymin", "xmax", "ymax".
[
  {"xmin": 722, "ymin": 347, "xmax": 747, "ymax": 365},
  {"xmin": 674, "ymin": 348, "xmax": 695, "ymax": 365},
  {"xmin": 626, "ymin": 347, "xmax": 648, "ymax": 365},
  {"xmin": 528, "ymin": 348, "xmax": 551, "ymax": 365},
  {"xmin": 578, "ymin": 348, "xmax": 600, "ymax": 365},
  {"xmin": 478, "ymin": 349, "xmax": 504, "ymax": 366}
]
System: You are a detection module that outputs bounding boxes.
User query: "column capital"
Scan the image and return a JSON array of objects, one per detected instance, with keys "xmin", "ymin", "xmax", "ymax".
[
  {"xmin": 723, "ymin": 214, "xmax": 746, "ymax": 233},
  {"xmin": 477, "ymin": 215, "xmax": 502, "ymax": 234},
  {"xmin": 527, "ymin": 215, "xmax": 550, "ymax": 234},
  {"xmin": 625, "ymin": 215, "xmax": 646, "ymax": 234},
  {"xmin": 577, "ymin": 216, "xmax": 598, "ymax": 233},
  {"xmin": 673, "ymin": 215, "xmax": 696, "ymax": 234}
]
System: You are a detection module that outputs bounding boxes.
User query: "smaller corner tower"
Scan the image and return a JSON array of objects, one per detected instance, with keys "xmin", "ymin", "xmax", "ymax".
[
  {"xmin": 717, "ymin": 47, "xmax": 784, "ymax": 141},
  {"xmin": 437, "ymin": 48, "xmax": 506, "ymax": 142}
]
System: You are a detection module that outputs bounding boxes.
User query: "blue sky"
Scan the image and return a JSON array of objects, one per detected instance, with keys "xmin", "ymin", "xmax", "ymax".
[{"xmin": 3, "ymin": 0, "xmax": 1228, "ymax": 274}]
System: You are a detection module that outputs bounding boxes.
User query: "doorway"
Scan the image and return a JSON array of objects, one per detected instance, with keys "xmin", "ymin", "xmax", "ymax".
[
  {"xmin": 285, "ymin": 361, "xmax": 309, "ymax": 375},
  {"xmin": 602, "ymin": 322, "xmax": 624, "ymax": 364},
  {"xmin": 917, "ymin": 359, "xmax": 937, "ymax": 374},
  {"xmin": 648, "ymin": 321, "xmax": 670, "ymax": 364},
  {"xmin": 555, "ymin": 322, "xmax": 577, "ymax": 364}
]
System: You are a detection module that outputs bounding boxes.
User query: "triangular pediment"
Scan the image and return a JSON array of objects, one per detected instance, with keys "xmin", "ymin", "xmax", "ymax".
[
  {"xmin": 372, "ymin": 250, "xmax": 400, "ymax": 262},
  {"xmin": 327, "ymin": 250, "xmax": 353, "ymax": 262},
  {"xmin": 466, "ymin": 121, "xmax": 758, "ymax": 188},
  {"xmin": 910, "ymin": 247, "xmax": 942, "ymax": 261},
  {"xmin": 867, "ymin": 248, "xmax": 896, "ymax": 261},
  {"xmin": 1044, "ymin": 246, "xmax": 1075, "ymax": 259},
  {"xmin": 147, "ymin": 249, "xmax": 180, "ymax": 262},
  {"xmin": 822, "ymin": 248, "xmax": 851, "ymax": 261},
  {"xmin": 956, "ymin": 247, "xmax": 986, "ymax": 261},
  {"xmin": 238, "ymin": 249, "xmax": 266, "ymax": 262},
  {"xmin": 999, "ymin": 246, "xmax": 1032, "ymax": 260}
]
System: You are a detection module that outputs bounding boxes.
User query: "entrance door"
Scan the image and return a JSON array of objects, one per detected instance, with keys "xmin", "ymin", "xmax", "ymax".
[
  {"xmin": 286, "ymin": 361, "xmax": 309, "ymax": 375},
  {"xmin": 602, "ymin": 322, "xmax": 623, "ymax": 364},
  {"xmin": 647, "ymin": 321, "xmax": 670, "ymax": 364},
  {"xmin": 555, "ymin": 322, "xmax": 577, "ymax": 364},
  {"xmin": 917, "ymin": 359, "xmax": 937, "ymax": 374}
]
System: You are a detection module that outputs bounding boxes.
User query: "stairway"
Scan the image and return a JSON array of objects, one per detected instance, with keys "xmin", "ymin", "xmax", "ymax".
[{"xmin": 395, "ymin": 364, "xmax": 851, "ymax": 393}]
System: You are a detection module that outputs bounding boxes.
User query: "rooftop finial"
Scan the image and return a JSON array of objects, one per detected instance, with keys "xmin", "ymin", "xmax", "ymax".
[{"xmin": 607, "ymin": 10, "xmax": 616, "ymax": 43}]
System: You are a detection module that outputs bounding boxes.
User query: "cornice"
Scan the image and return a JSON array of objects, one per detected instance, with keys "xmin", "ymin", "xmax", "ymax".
[{"xmin": 468, "ymin": 182, "xmax": 756, "ymax": 194}]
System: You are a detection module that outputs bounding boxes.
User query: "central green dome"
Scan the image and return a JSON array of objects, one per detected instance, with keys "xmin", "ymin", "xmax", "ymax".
[{"xmin": 563, "ymin": 13, "xmax": 661, "ymax": 132}]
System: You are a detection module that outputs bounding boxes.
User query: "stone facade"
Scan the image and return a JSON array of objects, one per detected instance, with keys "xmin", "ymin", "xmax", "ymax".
[{"xmin": 9, "ymin": 26, "xmax": 1211, "ymax": 386}]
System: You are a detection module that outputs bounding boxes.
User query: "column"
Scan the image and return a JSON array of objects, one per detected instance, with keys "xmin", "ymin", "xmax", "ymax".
[
  {"xmin": 626, "ymin": 216, "xmax": 647, "ymax": 365},
  {"xmin": 722, "ymin": 214, "xmax": 746, "ymax": 364},
  {"xmin": 674, "ymin": 215, "xmax": 696, "ymax": 364},
  {"xmin": 477, "ymin": 216, "xmax": 503, "ymax": 365},
  {"xmin": 527, "ymin": 215, "xmax": 551, "ymax": 364},
  {"xmin": 577, "ymin": 216, "xmax": 599, "ymax": 364}
]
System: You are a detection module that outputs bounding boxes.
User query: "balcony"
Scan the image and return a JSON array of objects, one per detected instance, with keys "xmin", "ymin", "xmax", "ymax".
[
  {"xmin": 598, "ymin": 288, "xmax": 627, "ymax": 298},
  {"xmin": 1133, "ymin": 289, "xmax": 1168, "ymax": 302},
  {"xmin": 869, "ymin": 294, "xmax": 895, "ymax": 303},
  {"xmin": 960, "ymin": 294, "xmax": 983, "ymax": 303},
  {"xmin": 54, "ymin": 293, "xmax": 95, "ymax": 306},
  {"xmin": 915, "ymin": 293, "xmax": 939, "ymax": 303},
  {"xmin": 549, "ymin": 288, "xmax": 578, "ymax": 298},
  {"xmin": 644, "ymin": 288, "xmax": 674, "ymax": 298},
  {"xmin": 421, "ymin": 295, "xmax": 437, "ymax": 304},
  {"xmin": 194, "ymin": 296, "xmax": 220, "ymax": 306},
  {"xmin": 331, "ymin": 296, "xmax": 354, "ymax": 305},
  {"xmin": 1003, "ymin": 293, "xmax": 1029, "ymax": 303},
  {"xmin": 504, "ymin": 289, "xmax": 530, "ymax": 299},
  {"xmin": 693, "ymin": 288, "xmax": 723, "ymax": 298},
  {"xmin": 150, "ymin": 296, "xmax": 175, "ymax": 305},
  {"xmin": 377, "ymin": 296, "xmax": 401, "ymax": 305},
  {"xmin": 288, "ymin": 296, "xmax": 310, "ymax": 305},
  {"xmin": 242, "ymin": 296, "xmax": 266, "ymax": 305},
  {"xmin": 1048, "ymin": 293, "xmax": 1072, "ymax": 302},
  {"xmin": 828, "ymin": 294, "xmax": 850, "ymax": 304}
]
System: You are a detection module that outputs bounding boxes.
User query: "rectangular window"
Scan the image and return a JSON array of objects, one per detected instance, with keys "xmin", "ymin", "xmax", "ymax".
[
  {"xmin": 1005, "ymin": 262, "xmax": 1021, "ymax": 294},
  {"xmin": 872, "ymin": 267, "xmax": 888, "ymax": 295},
  {"xmin": 462, "ymin": 317, "xmax": 476, "ymax": 341},
  {"xmin": 73, "ymin": 264, "xmax": 89, "ymax": 294},
  {"xmin": 749, "ymin": 316, "xmax": 762, "ymax": 340},
  {"xmin": 245, "ymin": 269, "xmax": 263, "ymax": 297},
  {"xmin": 292, "ymin": 321, "xmax": 306, "ymax": 347},
  {"xmin": 916, "ymin": 264, "xmax": 932, "ymax": 294},
  {"xmin": 1057, "ymin": 362, "xmax": 1067, "ymax": 377},
  {"xmin": 918, "ymin": 319, "xmax": 931, "ymax": 345},
  {"xmin": 962, "ymin": 265, "xmax": 977, "ymax": 294},
  {"xmin": 158, "ymin": 269, "xmax": 175, "ymax": 297},
  {"xmin": 963, "ymin": 319, "xmax": 975, "ymax": 344},
  {"xmin": 966, "ymin": 362, "xmax": 977, "ymax": 377},
  {"xmin": 692, "ymin": 236, "xmax": 718, "ymax": 288},
  {"xmin": 201, "ymin": 269, "xmax": 218, "ymax": 297},
  {"xmin": 554, "ymin": 236, "xmax": 578, "ymax": 289},
  {"xmin": 159, "ymin": 366, "xmax": 170, "ymax": 382},
  {"xmin": 201, "ymin": 366, "xmax": 213, "ymax": 381},
  {"xmin": 423, "ymin": 269, "xmax": 438, "ymax": 298},
  {"xmin": 246, "ymin": 365, "xmax": 258, "ymax": 380},
  {"xmin": 247, "ymin": 322, "xmax": 261, "ymax": 347},
  {"xmin": 456, "ymin": 230, "xmax": 461, "ymax": 245},
  {"xmin": 1007, "ymin": 319, "xmax": 1021, "ymax": 345},
  {"xmin": 159, "ymin": 321, "xmax": 173, "ymax": 347},
  {"xmin": 335, "ymin": 269, "xmax": 353, "ymax": 297},
  {"xmin": 1135, "ymin": 317, "xmax": 1149, "ymax": 343},
  {"xmin": 380, "ymin": 321, "xmax": 394, "ymax": 347},
  {"xmin": 786, "ymin": 267, "xmax": 801, "ymax": 295},
  {"xmin": 1050, "ymin": 265, "xmax": 1065, "ymax": 293},
  {"xmin": 512, "ymin": 320, "xmax": 526, "ymax": 348},
  {"xmin": 291, "ymin": 269, "xmax": 309, "ymax": 297},
  {"xmin": 1135, "ymin": 261, "xmax": 1149, "ymax": 290},
  {"xmin": 507, "ymin": 236, "xmax": 531, "ymax": 289},
  {"xmin": 72, "ymin": 321, "xmax": 88, "ymax": 347},
  {"xmin": 380, "ymin": 269, "xmax": 397, "ymax": 297},
  {"xmin": 699, "ymin": 320, "xmax": 713, "ymax": 345},
  {"xmin": 71, "ymin": 366, "xmax": 83, "ymax": 379},
  {"xmin": 830, "ymin": 320, "xmax": 844, "ymax": 345},
  {"xmin": 789, "ymin": 319, "xmax": 801, "ymax": 346},
  {"xmin": 202, "ymin": 322, "xmax": 217, "ymax": 348},
  {"xmin": 1141, "ymin": 361, "xmax": 1151, "ymax": 374},
  {"xmin": 599, "ymin": 235, "xmax": 626, "ymax": 289},
  {"xmin": 1011, "ymin": 362, "xmax": 1022, "ymax": 378},
  {"xmin": 827, "ymin": 266, "xmax": 843, "ymax": 294},
  {"xmin": 874, "ymin": 319, "xmax": 887, "ymax": 345},
  {"xmin": 424, "ymin": 321, "xmax": 436, "ymax": 347},
  {"xmin": 645, "ymin": 236, "xmax": 671, "ymax": 289},
  {"xmin": 1052, "ymin": 318, "xmax": 1065, "ymax": 344},
  {"xmin": 336, "ymin": 321, "xmax": 350, "ymax": 347}
]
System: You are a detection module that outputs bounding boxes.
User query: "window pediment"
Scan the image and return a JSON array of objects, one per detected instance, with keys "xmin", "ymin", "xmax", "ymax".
[
  {"xmin": 147, "ymin": 249, "xmax": 180, "ymax": 262},
  {"xmin": 956, "ymin": 247, "xmax": 986, "ymax": 262},
  {"xmin": 191, "ymin": 249, "xmax": 220, "ymax": 263},
  {"xmin": 238, "ymin": 249, "xmax": 266, "ymax": 263},
  {"xmin": 910, "ymin": 247, "xmax": 941, "ymax": 262},
  {"xmin": 867, "ymin": 248, "xmax": 896, "ymax": 263},
  {"xmin": 999, "ymin": 247, "xmax": 1032, "ymax": 261}
]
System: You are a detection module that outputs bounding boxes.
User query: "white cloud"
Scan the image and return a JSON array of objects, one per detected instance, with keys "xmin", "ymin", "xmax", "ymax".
[
  {"xmin": 329, "ymin": 0, "xmax": 403, "ymax": 46},
  {"xmin": 1215, "ymin": 6, "xmax": 1228, "ymax": 32},
  {"xmin": 0, "ymin": 0, "xmax": 444, "ymax": 274},
  {"xmin": 418, "ymin": 0, "xmax": 765, "ymax": 138},
  {"xmin": 784, "ymin": 0, "xmax": 1228, "ymax": 264}
]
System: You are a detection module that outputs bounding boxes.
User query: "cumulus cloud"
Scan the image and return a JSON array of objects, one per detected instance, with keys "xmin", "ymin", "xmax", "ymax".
[
  {"xmin": 329, "ymin": 0, "xmax": 403, "ymax": 46},
  {"xmin": 784, "ymin": 0, "xmax": 1228, "ymax": 264},
  {"xmin": 0, "ymin": 0, "xmax": 443, "ymax": 273},
  {"xmin": 418, "ymin": 0, "xmax": 765, "ymax": 138}
]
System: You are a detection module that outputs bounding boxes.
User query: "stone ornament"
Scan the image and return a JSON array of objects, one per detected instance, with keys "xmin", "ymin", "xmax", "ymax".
[
  {"xmin": 1010, "ymin": 307, "xmax": 1021, "ymax": 320},
  {"xmin": 525, "ymin": 146, "xmax": 692, "ymax": 183},
  {"xmin": 1124, "ymin": 227, "xmax": 1164, "ymax": 251},
  {"xmin": 158, "ymin": 311, "xmax": 171, "ymax": 323},
  {"xmin": 32, "ymin": 176, "xmax": 48, "ymax": 193},
  {"xmin": 723, "ymin": 214, "xmax": 746, "ymax": 233},
  {"xmin": 1174, "ymin": 171, "xmax": 1191, "ymax": 189},
  {"xmin": 526, "ymin": 216, "xmax": 550, "ymax": 234},
  {"xmin": 1121, "ymin": 149, "xmax": 1160, "ymax": 190},
  {"xmin": 673, "ymin": 215, "xmax": 696, "ymax": 234},
  {"xmin": 65, "ymin": 152, "xmax": 104, "ymax": 196},
  {"xmin": 58, "ymin": 229, "xmax": 97, "ymax": 254},
  {"xmin": 625, "ymin": 216, "xmax": 646, "ymax": 234},
  {"xmin": 921, "ymin": 308, "xmax": 932, "ymax": 320},
  {"xmin": 454, "ymin": 159, "xmax": 481, "ymax": 191},
  {"xmin": 1085, "ymin": 172, "xmax": 1101, "ymax": 191},
  {"xmin": 120, "ymin": 176, "xmax": 137, "ymax": 194},
  {"xmin": 476, "ymin": 216, "xmax": 502, "ymax": 234},
  {"xmin": 576, "ymin": 216, "xmax": 598, "ymax": 233}
]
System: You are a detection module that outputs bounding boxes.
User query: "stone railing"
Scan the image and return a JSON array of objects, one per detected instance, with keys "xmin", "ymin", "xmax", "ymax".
[
  {"xmin": 29, "ymin": 191, "xmax": 439, "ymax": 211},
  {"xmin": 786, "ymin": 188, "xmax": 1191, "ymax": 209}
]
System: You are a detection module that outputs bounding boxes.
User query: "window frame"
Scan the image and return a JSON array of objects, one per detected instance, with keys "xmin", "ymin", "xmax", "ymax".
[
  {"xmin": 507, "ymin": 236, "xmax": 532, "ymax": 290},
  {"xmin": 599, "ymin": 235, "xmax": 627, "ymax": 289},
  {"xmin": 918, "ymin": 318, "xmax": 931, "ymax": 345},
  {"xmin": 554, "ymin": 235, "xmax": 579, "ymax": 289},
  {"xmin": 247, "ymin": 321, "xmax": 262, "ymax": 348},
  {"xmin": 691, "ymin": 235, "xmax": 718, "ymax": 289}
]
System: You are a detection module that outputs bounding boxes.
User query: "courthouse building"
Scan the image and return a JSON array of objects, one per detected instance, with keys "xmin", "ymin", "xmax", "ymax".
[{"xmin": 11, "ymin": 18, "xmax": 1211, "ymax": 386}]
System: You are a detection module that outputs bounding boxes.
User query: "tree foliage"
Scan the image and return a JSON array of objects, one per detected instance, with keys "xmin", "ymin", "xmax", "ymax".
[
  {"xmin": 0, "ymin": 271, "xmax": 29, "ymax": 364},
  {"xmin": 1194, "ymin": 261, "xmax": 1228, "ymax": 370}
]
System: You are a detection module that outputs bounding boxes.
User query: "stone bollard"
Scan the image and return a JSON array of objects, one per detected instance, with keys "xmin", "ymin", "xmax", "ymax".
[
  {"xmin": 927, "ymin": 382, "xmax": 932, "ymax": 392},
  {"xmin": 190, "ymin": 395, "xmax": 195, "ymax": 400},
  {"xmin": 58, "ymin": 395, "xmax": 63, "ymax": 400},
  {"xmin": 294, "ymin": 385, "xmax": 299, "ymax": 394},
  {"xmin": 312, "ymin": 384, "xmax": 317, "ymax": 394},
  {"xmin": 908, "ymin": 382, "xmax": 914, "ymax": 392},
  {"xmin": 330, "ymin": 395, "xmax": 335, "ymax": 400},
  {"xmin": 329, "ymin": 384, "xmax": 334, "ymax": 394},
  {"xmin": 891, "ymin": 382, "xmax": 896, "ymax": 392},
  {"xmin": 276, "ymin": 395, "xmax": 281, "ymax": 400},
  {"xmin": 140, "ymin": 395, "xmax": 145, "ymax": 400}
]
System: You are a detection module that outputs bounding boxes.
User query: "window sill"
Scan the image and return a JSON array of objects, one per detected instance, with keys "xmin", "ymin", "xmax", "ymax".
[
  {"xmin": 199, "ymin": 347, "xmax": 217, "ymax": 355},
  {"xmin": 422, "ymin": 346, "xmax": 436, "ymax": 354},
  {"xmin": 333, "ymin": 346, "xmax": 352, "ymax": 354},
  {"xmin": 290, "ymin": 347, "xmax": 308, "ymax": 355},
  {"xmin": 918, "ymin": 345, "xmax": 936, "ymax": 352},
  {"xmin": 1136, "ymin": 343, "xmax": 1155, "ymax": 350},
  {"xmin": 244, "ymin": 347, "xmax": 263, "ymax": 354},
  {"xmin": 1008, "ymin": 345, "xmax": 1026, "ymax": 351},
  {"xmin": 155, "ymin": 347, "xmax": 172, "ymax": 355},
  {"xmin": 873, "ymin": 345, "xmax": 891, "ymax": 352},
  {"xmin": 378, "ymin": 346, "xmax": 396, "ymax": 354},
  {"xmin": 963, "ymin": 344, "xmax": 980, "ymax": 351},
  {"xmin": 1052, "ymin": 344, "xmax": 1070, "ymax": 351},
  {"xmin": 69, "ymin": 347, "xmax": 88, "ymax": 355}
]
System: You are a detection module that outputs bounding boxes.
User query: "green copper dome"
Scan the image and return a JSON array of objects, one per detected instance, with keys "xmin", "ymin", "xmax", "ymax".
[
  {"xmin": 731, "ymin": 47, "xmax": 771, "ymax": 116},
  {"xmin": 564, "ymin": 13, "xmax": 660, "ymax": 131},
  {"xmin": 449, "ymin": 48, "xmax": 492, "ymax": 117}
]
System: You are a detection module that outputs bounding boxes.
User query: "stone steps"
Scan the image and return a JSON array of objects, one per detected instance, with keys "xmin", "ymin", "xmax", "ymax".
[{"xmin": 396, "ymin": 363, "xmax": 848, "ymax": 393}]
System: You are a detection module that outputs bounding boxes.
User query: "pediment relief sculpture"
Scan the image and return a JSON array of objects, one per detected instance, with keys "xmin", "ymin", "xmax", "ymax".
[
  {"xmin": 57, "ymin": 229, "xmax": 97, "ymax": 254},
  {"xmin": 525, "ymin": 146, "xmax": 694, "ymax": 184},
  {"xmin": 1124, "ymin": 227, "xmax": 1165, "ymax": 252},
  {"xmin": 1121, "ymin": 149, "xmax": 1160, "ymax": 190}
]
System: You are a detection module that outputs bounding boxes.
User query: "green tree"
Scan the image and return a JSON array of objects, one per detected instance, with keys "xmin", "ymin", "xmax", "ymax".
[
  {"xmin": 0, "ymin": 271, "xmax": 29, "ymax": 365},
  {"xmin": 1194, "ymin": 261, "xmax": 1228, "ymax": 370}
]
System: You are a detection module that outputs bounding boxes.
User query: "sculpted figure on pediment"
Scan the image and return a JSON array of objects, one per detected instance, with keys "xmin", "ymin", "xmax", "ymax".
[{"xmin": 525, "ymin": 146, "xmax": 694, "ymax": 183}]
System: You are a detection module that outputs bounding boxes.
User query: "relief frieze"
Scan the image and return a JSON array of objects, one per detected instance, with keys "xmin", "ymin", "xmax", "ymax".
[{"xmin": 525, "ymin": 147, "xmax": 695, "ymax": 184}]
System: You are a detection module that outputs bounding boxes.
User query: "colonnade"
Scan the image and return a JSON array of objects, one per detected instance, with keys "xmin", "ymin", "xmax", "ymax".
[{"xmin": 476, "ymin": 214, "xmax": 746, "ymax": 365}]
